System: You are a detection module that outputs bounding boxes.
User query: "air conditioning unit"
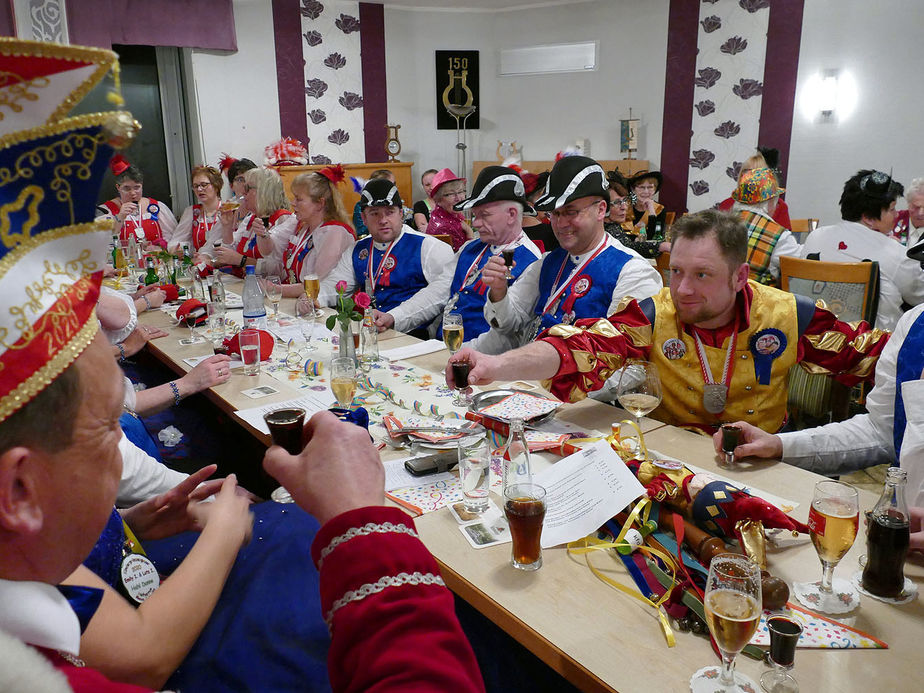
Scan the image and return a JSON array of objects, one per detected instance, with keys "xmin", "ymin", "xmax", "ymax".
[{"xmin": 498, "ymin": 42, "xmax": 597, "ymax": 77}]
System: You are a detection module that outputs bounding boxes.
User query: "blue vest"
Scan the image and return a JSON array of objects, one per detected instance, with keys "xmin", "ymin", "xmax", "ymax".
[
  {"xmin": 438, "ymin": 240, "xmax": 539, "ymax": 339},
  {"xmin": 534, "ymin": 243, "xmax": 633, "ymax": 332},
  {"xmin": 352, "ymin": 231, "xmax": 427, "ymax": 315},
  {"xmin": 894, "ymin": 309, "xmax": 924, "ymax": 460}
]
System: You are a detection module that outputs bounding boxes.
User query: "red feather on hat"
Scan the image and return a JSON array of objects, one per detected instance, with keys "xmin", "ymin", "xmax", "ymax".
[
  {"xmin": 110, "ymin": 153, "xmax": 130, "ymax": 176},
  {"xmin": 319, "ymin": 163, "xmax": 345, "ymax": 184},
  {"xmin": 264, "ymin": 137, "xmax": 308, "ymax": 166},
  {"xmin": 218, "ymin": 152, "xmax": 237, "ymax": 173}
]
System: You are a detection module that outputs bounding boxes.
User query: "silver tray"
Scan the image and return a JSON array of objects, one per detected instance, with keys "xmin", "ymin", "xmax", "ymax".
[{"xmin": 469, "ymin": 388, "xmax": 559, "ymax": 424}]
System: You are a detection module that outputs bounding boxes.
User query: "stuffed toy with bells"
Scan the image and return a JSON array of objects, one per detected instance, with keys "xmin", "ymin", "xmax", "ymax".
[
  {"xmin": 223, "ymin": 330, "xmax": 275, "ymax": 361},
  {"xmin": 175, "ymin": 298, "xmax": 208, "ymax": 326}
]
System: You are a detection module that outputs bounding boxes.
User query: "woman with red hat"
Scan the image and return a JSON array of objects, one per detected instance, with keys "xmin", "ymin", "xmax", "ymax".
[
  {"xmin": 96, "ymin": 155, "xmax": 178, "ymax": 251},
  {"xmin": 425, "ymin": 167, "xmax": 473, "ymax": 251}
]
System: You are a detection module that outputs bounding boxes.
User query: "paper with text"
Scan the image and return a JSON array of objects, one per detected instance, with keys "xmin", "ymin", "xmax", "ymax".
[{"xmin": 234, "ymin": 391, "xmax": 336, "ymax": 434}]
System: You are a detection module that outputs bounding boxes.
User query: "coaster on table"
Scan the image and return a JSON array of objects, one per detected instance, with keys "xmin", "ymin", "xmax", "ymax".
[
  {"xmin": 850, "ymin": 571, "xmax": 918, "ymax": 605},
  {"xmin": 689, "ymin": 665, "xmax": 758, "ymax": 693},
  {"xmin": 792, "ymin": 577, "xmax": 860, "ymax": 614}
]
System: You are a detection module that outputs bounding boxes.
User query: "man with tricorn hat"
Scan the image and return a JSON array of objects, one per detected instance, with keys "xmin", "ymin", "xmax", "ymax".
[
  {"xmin": 479, "ymin": 155, "xmax": 662, "ymax": 364},
  {"xmin": 375, "ymin": 165, "xmax": 542, "ymax": 347}
]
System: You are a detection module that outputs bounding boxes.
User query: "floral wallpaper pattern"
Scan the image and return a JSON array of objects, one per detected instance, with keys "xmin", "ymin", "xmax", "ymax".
[
  {"xmin": 686, "ymin": 0, "xmax": 770, "ymax": 210},
  {"xmin": 300, "ymin": 0, "xmax": 364, "ymax": 164}
]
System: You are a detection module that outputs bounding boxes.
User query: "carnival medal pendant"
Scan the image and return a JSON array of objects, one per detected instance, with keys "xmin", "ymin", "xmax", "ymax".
[{"xmin": 703, "ymin": 383, "xmax": 728, "ymax": 414}]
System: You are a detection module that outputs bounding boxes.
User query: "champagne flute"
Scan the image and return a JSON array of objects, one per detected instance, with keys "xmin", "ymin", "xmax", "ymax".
[
  {"xmin": 616, "ymin": 360, "xmax": 661, "ymax": 452},
  {"xmin": 303, "ymin": 273, "xmax": 322, "ymax": 318},
  {"xmin": 295, "ymin": 300, "xmax": 316, "ymax": 352},
  {"xmin": 690, "ymin": 553, "xmax": 762, "ymax": 693},
  {"xmin": 265, "ymin": 275, "xmax": 283, "ymax": 324},
  {"xmin": 443, "ymin": 312, "xmax": 464, "ymax": 355},
  {"xmin": 330, "ymin": 357, "xmax": 357, "ymax": 410},
  {"xmin": 800, "ymin": 480, "xmax": 860, "ymax": 612}
]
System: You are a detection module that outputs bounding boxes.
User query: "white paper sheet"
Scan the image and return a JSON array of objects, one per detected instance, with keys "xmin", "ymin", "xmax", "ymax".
[
  {"xmin": 535, "ymin": 440, "xmax": 646, "ymax": 549},
  {"xmin": 383, "ymin": 456, "xmax": 454, "ymax": 491},
  {"xmin": 234, "ymin": 391, "xmax": 336, "ymax": 434},
  {"xmin": 379, "ymin": 339, "xmax": 446, "ymax": 361},
  {"xmin": 183, "ymin": 354, "xmax": 243, "ymax": 368}
]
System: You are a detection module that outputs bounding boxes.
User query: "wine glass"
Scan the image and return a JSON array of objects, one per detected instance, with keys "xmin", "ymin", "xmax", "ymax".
[
  {"xmin": 183, "ymin": 307, "xmax": 206, "ymax": 344},
  {"xmin": 615, "ymin": 360, "xmax": 661, "ymax": 451},
  {"xmin": 443, "ymin": 312, "xmax": 464, "ymax": 355},
  {"xmin": 265, "ymin": 275, "xmax": 283, "ymax": 324},
  {"xmin": 294, "ymin": 300, "xmax": 316, "ymax": 353},
  {"xmin": 796, "ymin": 480, "xmax": 860, "ymax": 612},
  {"xmin": 330, "ymin": 357, "xmax": 357, "ymax": 410},
  {"xmin": 690, "ymin": 553, "xmax": 762, "ymax": 693},
  {"xmin": 303, "ymin": 273, "xmax": 322, "ymax": 318}
]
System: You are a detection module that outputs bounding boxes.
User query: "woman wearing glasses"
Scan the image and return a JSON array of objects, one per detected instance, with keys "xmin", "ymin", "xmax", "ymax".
[
  {"xmin": 605, "ymin": 170, "xmax": 664, "ymax": 259},
  {"xmin": 627, "ymin": 169, "xmax": 667, "ymax": 239},
  {"xmin": 170, "ymin": 166, "xmax": 224, "ymax": 260},
  {"xmin": 425, "ymin": 168, "xmax": 474, "ymax": 251}
]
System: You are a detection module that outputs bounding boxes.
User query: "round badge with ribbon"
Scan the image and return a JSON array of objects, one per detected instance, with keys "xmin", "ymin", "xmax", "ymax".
[
  {"xmin": 147, "ymin": 202, "xmax": 160, "ymax": 221},
  {"xmin": 358, "ymin": 248, "xmax": 369, "ymax": 261},
  {"xmin": 558, "ymin": 274, "xmax": 593, "ymax": 318},
  {"xmin": 119, "ymin": 551, "xmax": 160, "ymax": 604},
  {"xmin": 661, "ymin": 337, "xmax": 686, "ymax": 360},
  {"xmin": 748, "ymin": 328, "xmax": 786, "ymax": 385}
]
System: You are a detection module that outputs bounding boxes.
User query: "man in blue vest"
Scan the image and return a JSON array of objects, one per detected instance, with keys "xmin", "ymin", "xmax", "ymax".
[
  {"xmin": 320, "ymin": 179, "xmax": 453, "ymax": 334},
  {"xmin": 375, "ymin": 166, "xmax": 542, "ymax": 349}
]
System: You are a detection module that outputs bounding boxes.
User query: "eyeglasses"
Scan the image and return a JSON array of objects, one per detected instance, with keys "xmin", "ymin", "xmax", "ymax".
[
  {"xmin": 440, "ymin": 188, "xmax": 467, "ymax": 199},
  {"xmin": 193, "ymin": 182, "xmax": 212, "ymax": 190},
  {"xmin": 550, "ymin": 200, "xmax": 601, "ymax": 221},
  {"xmin": 612, "ymin": 196, "xmax": 629, "ymax": 206},
  {"xmin": 244, "ymin": 184, "xmax": 256, "ymax": 192}
]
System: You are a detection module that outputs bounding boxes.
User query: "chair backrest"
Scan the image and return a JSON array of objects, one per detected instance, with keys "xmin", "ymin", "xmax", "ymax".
[
  {"xmin": 433, "ymin": 233, "xmax": 453, "ymax": 246},
  {"xmin": 655, "ymin": 250, "xmax": 671, "ymax": 287},
  {"xmin": 665, "ymin": 211, "xmax": 676, "ymax": 229},
  {"xmin": 789, "ymin": 218, "xmax": 819, "ymax": 243},
  {"xmin": 779, "ymin": 256, "xmax": 879, "ymax": 325}
]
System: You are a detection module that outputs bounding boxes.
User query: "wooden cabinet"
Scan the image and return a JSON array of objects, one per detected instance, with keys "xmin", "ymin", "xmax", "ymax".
[
  {"xmin": 276, "ymin": 162, "xmax": 414, "ymax": 216},
  {"xmin": 472, "ymin": 159, "xmax": 650, "ymax": 182}
]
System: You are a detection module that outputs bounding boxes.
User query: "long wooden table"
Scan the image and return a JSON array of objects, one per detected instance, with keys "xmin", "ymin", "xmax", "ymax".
[{"xmin": 137, "ymin": 294, "xmax": 923, "ymax": 693}]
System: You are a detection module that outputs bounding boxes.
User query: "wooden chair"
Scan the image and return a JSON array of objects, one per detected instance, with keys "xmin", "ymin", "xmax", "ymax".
[
  {"xmin": 655, "ymin": 250, "xmax": 671, "ymax": 287},
  {"xmin": 433, "ymin": 234, "xmax": 453, "ymax": 246},
  {"xmin": 664, "ymin": 211, "xmax": 676, "ymax": 229},
  {"xmin": 789, "ymin": 218, "xmax": 819, "ymax": 244},
  {"xmin": 779, "ymin": 256, "xmax": 880, "ymax": 426}
]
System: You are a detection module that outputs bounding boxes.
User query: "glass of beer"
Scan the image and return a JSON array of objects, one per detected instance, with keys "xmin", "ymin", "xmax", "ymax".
[
  {"xmin": 443, "ymin": 312, "xmax": 464, "ymax": 355},
  {"xmin": 303, "ymin": 273, "xmax": 322, "ymax": 318},
  {"xmin": 690, "ymin": 553, "xmax": 762, "ymax": 693},
  {"xmin": 501, "ymin": 247, "xmax": 516, "ymax": 279},
  {"xmin": 503, "ymin": 483, "xmax": 546, "ymax": 570},
  {"xmin": 330, "ymin": 357, "xmax": 357, "ymax": 409},
  {"xmin": 806, "ymin": 480, "xmax": 859, "ymax": 611}
]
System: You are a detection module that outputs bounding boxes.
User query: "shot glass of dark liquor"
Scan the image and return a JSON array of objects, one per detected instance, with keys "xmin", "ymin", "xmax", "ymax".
[
  {"xmin": 720, "ymin": 423, "xmax": 741, "ymax": 466},
  {"xmin": 502, "ymin": 248, "xmax": 516, "ymax": 280},
  {"xmin": 263, "ymin": 407, "xmax": 306, "ymax": 504},
  {"xmin": 503, "ymin": 483, "xmax": 547, "ymax": 571},
  {"xmin": 451, "ymin": 360, "xmax": 472, "ymax": 406},
  {"xmin": 760, "ymin": 616, "xmax": 802, "ymax": 693}
]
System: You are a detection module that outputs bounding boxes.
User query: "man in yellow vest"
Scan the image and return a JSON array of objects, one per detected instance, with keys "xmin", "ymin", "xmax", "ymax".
[{"xmin": 449, "ymin": 210, "xmax": 889, "ymax": 434}]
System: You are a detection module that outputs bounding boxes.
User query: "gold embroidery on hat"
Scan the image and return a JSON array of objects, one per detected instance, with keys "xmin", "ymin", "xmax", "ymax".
[
  {"xmin": 0, "ymin": 72, "xmax": 51, "ymax": 119},
  {"xmin": 0, "ymin": 220, "xmax": 109, "ymax": 281},
  {"xmin": 0, "ymin": 184, "xmax": 42, "ymax": 245}
]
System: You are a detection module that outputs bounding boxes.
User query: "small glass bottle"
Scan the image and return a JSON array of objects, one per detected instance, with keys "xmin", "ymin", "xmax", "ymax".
[
  {"xmin": 360, "ymin": 307, "xmax": 378, "ymax": 373},
  {"xmin": 503, "ymin": 418, "xmax": 533, "ymax": 494},
  {"xmin": 637, "ymin": 223, "xmax": 647, "ymax": 241},
  {"xmin": 861, "ymin": 467, "xmax": 910, "ymax": 598},
  {"xmin": 143, "ymin": 256, "xmax": 159, "ymax": 285}
]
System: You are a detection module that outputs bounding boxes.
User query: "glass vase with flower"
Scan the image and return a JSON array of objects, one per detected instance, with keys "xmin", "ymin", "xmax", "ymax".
[{"xmin": 325, "ymin": 280, "xmax": 371, "ymax": 364}]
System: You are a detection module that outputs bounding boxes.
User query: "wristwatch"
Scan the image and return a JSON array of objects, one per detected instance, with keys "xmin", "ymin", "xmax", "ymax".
[{"xmin": 239, "ymin": 255, "xmax": 247, "ymax": 268}]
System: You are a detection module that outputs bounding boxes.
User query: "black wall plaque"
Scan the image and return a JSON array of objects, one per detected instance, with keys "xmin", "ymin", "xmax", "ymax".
[{"xmin": 436, "ymin": 50, "xmax": 479, "ymax": 130}]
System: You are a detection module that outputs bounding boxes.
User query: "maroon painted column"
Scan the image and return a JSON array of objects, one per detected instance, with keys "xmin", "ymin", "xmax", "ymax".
[
  {"xmin": 272, "ymin": 0, "xmax": 309, "ymax": 144},
  {"xmin": 359, "ymin": 2, "xmax": 387, "ymax": 163}
]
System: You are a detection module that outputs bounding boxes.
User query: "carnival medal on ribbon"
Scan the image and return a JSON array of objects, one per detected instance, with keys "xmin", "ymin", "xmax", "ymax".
[
  {"xmin": 749, "ymin": 328, "xmax": 786, "ymax": 385},
  {"xmin": 559, "ymin": 274, "xmax": 592, "ymax": 320},
  {"xmin": 147, "ymin": 202, "xmax": 160, "ymax": 221},
  {"xmin": 378, "ymin": 255, "xmax": 396, "ymax": 287}
]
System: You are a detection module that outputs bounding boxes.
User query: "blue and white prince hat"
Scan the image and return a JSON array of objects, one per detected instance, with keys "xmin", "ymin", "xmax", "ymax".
[{"xmin": 0, "ymin": 38, "xmax": 139, "ymax": 423}]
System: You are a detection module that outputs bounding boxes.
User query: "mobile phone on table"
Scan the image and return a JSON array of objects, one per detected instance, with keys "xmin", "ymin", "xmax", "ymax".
[{"xmin": 404, "ymin": 451, "xmax": 457, "ymax": 477}]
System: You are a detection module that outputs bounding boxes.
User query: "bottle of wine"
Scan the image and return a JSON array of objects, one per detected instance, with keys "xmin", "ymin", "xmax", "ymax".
[
  {"xmin": 241, "ymin": 265, "xmax": 267, "ymax": 329},
  {"xmin": 861, "ymin": 467, "xmax": 910, "ymax": 598},
  {"xmin": 143, "ymin": 257, "xmax": 159, "ymax": 286}
]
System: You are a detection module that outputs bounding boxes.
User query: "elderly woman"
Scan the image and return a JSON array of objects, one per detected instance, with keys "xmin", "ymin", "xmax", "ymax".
[
  {"xmin": 213, "ymin": 166, "xmax": 296, "ymax": 275},
  {"xmin": 170, "ymin": 165, "xmax": 224, "ymax": 259},
  {"xmin": 627, "ymin": 169, "xmax": 667, "ymax": 239},
  {"xmin": 96, "ymin": 155, "xmax": 177, "ymax": 251},
  {"xmin": 603, "ymin": 170, "xmax": 663, "ymax": 259},
  {"xmin": 425, "ymin": 167, "xmax": 473, "ymax": 251},
  {"xmin": 891, "ymin": 176, "xmax": 924, "ymax": 247},
  {"xmin": 731, "ymin": 167, "xmax": 801, "ymax": 287},
  {"xmin": 718, "ymin": 147, "xmax": 792, "ymax": 229},
  {"xmin": 277, "ymin": 166, "xmax": 355, "ymax": 298}
]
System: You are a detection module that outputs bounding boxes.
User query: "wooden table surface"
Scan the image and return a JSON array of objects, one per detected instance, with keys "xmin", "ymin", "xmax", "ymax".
[{"xmin": 138, "ymin": 291, "xmax": 923, "ymax": 693}]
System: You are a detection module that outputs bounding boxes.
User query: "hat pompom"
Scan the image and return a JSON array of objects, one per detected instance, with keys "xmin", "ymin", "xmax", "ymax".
[
  {"xmin": 350, "ymin": 176, "xmax": 367, "ymax": 193},
  {"xmin": 554, "ymin": 146, "xmax": 580, "ymax": 162}
]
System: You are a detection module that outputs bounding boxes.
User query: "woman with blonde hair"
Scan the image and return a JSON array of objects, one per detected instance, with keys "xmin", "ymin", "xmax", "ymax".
[
  {"xmin": 213, "ymin": 166, "xmax": 296, "ymax": 275},
  {"xmin": 278, "ymin": 165, "xmax": 356, "ymax": 297}
]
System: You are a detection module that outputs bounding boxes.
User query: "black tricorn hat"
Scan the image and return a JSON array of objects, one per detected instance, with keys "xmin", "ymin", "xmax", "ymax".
[
  {"xmin": 627, "ymin": 169, "xmax": 663, "ymax": 192},
  {"xmin": 359, "ymin": 178, "xmax": 403, "ymax": 208},
  {"xmin": 533, "ymin": 155, "xmax": 609, "ymax": 212},
  {"xmin": 454, "ymin": 165, "xmax": 533, "ymax": 212}
]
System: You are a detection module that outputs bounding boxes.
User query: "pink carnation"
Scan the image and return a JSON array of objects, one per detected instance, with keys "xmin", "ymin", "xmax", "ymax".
[
  {"xmin": 335, "ymin": 280, "xmax": 348, "ymax": 293},
  {"xmin": 354, "ymin": 292, "xmax": 371, "ymax": 309}
]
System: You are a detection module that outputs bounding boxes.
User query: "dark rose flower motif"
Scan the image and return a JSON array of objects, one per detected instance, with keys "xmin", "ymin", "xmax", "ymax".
[
  {"xmin": 324, "ymin": 52, "xmax": 346, "ymax": 70},
  {"xmin": 694, "ymin": 67, "xmax": 722, "ymax": 89},
  {"xmin": 335, "ymin": 13, "xmax": 360, "ymax": 34},
  {"xmin": 720, "ymin": 36, "xmax": 748, "ymax": 55},
  {"xmin": 690, "ymin": 149, "xmax": 715, "ymax": 170},
  {"xmin": 726, "ymin": 161, "xmax": 743, "ymax": 181},
  {"xmin": 308, "ymin": 109, "xmax": 326, "ymax": 124},
  {"xmin": 305, "ymin": 78, "xmax": 328, "ymax": 99},
  {"xmin": 328, "ymin": 129, "xmax": 350, "ymax": 146},
  {"xmin": 689, "ymin": 180, "xmax": 710, "ymax": 196},
  {"xmin": 739, "ymin": 0, "xmax": 770, "ymax": 12},
  {"xmin": 700, "ymin": 15, "xmax": 721, "ymax": 33},
  {"xmin": 733, "ymin": 78, "xmax": 764, "ymax": 99},
  {"xmin": 703, "ymin": 0, "xmax": 719, "ymax": 3},
  {"xmin": 300, "ymin": 0, "xmax": 323, "ymax": 20},
  {"xmin": 695, "ymin": 100, "xmax": 716, "ymax": 117},
  {"xmin": 714, "ymin": 120, "xmax": 741, "ymax": 139},
  {"xmin": 303, "ymin": 30, "xmax": 322, "ymax": 47},
  {"xmin": 339, "ymin": 91, "xmax": 363, "ymax": 111},
  {"xmin": 311, "ymin": 155, "xmax": 332, "ymax": 165}
]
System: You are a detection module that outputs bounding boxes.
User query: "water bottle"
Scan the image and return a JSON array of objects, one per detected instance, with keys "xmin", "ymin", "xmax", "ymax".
[
  {"xmin": 242, "ymin": 265, "xmax": 267, "ymax": 329},
  {"xmin": 503, "ymin": 418, "xmax": 533, "ymax": 494}
]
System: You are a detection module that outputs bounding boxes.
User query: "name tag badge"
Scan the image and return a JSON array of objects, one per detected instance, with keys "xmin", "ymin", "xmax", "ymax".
[{"xmin": 119, "ymin": 553, "xmax": 160, "ymax": 604}]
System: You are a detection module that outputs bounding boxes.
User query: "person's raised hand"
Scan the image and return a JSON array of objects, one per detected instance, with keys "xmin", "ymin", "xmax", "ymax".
[
  {"xmin": 263, "ymin": 411, "xmax": 385, "ymax": 525},
  {"xmin": 481, "ymin": 255, "xmax": 509, "ymax": 298},
  {"xmin": 200, "ymin": 474, "xmax": 253, "ymax": 548},
  {"xmin": 711, "ymin": 420, "xmax": 782, "ymax": 460},
  {"xmin": 120, "ymin": 324, "xmax": 169, "ymax": 357},
  {"xmin": 373, "ymin": 309, "xmax": 395, "ymax": 332},
  {"xmin": 120, "ymin": 465, "xmax": 219, "ymax": 541},
  {"xmin": 117, "ymin": 202, "xmax": 139, "ymax": 221}
]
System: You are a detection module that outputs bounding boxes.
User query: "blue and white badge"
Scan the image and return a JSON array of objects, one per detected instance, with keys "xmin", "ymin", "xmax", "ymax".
[
  {"xmin": 147, "ymin": 202, "xmax": 160, "ymax": 221},
  {"xmin": 749, "ymin": 328, "xmax": 786, "ymax": 385}
]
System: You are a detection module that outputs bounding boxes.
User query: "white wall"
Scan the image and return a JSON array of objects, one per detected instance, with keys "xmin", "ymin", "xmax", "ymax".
[
  {"xmin": 384, "ymin": 0, "xmax": 669, "ymax": 200},
  {"xmin": 786, "ymin": 0, "xmax": 924, "ymax": 224}
]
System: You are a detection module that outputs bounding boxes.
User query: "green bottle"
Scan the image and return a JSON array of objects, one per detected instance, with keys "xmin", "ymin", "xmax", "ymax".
[{"xmin": 143, "ymin": 257, "xmax": 159, "ymax": 286}]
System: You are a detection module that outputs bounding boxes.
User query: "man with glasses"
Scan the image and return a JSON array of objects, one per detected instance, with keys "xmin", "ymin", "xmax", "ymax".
[
  {"xmin": 802, "ymin": 169, "xmax": 924, "ymax": 331},
  {"xmin": 479, "ymin": 156, "xmax": 662, "ymax": 364},
  {"xmin": 320, "ymin": 179, "xmax": 453, "ymax": 335}
]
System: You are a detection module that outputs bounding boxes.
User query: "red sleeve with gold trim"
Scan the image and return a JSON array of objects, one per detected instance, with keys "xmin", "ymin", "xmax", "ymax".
[
  {"xmin": 311, "ymin": 507, "xmax": 485, "ymax": 693},
  {"xmin": 539, "ymin": 298, "xmax": 653, "ymax": 403},
  {"xmin": 797, "ymin": 305, "xmax": 889, "ymax": 386}
]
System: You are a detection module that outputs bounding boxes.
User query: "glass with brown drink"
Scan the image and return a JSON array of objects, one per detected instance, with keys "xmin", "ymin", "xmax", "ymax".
[
  {"xmin": 502, "ymin": 247, "xmax": 515, "ymax": 279},
  {"xmin": 262, "ymin": 407, "xmax": 306, "ymax": 504},
  {"xmin": 503, "ymin": 483, "xmax": 546, "ymax": 571},
  {"xmin": 451, "ymin": 359, "xmax": 471, "ymax": 406}
]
